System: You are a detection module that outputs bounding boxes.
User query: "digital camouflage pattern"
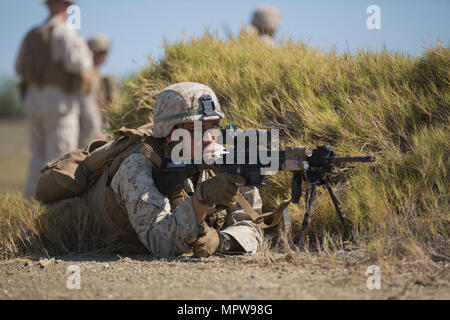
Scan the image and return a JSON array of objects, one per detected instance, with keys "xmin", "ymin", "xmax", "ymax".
[
  {"xmin": 152, "ymin": 82, "xmax": 224, "ymax": 138},
  {"xmin": 25, "ymin": 94, "xmax": 81, "ymax": 197},
  {"xmin": 16, "ymin": 17, "xmax": 93, "ymax": 197},
  {"xmin": 79, "ymin": 68, "xmax": 104, "ymax": 148},
  {"xmin": 111, "ymin": 153, "xmax": 264, "ymax": 257},
  {"xmin": 80, "ymin": 35, "xmax": 115, "ymax": 147}
]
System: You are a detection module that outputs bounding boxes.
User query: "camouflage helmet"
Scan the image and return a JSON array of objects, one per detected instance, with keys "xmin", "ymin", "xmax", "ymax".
[
  {"xmin": 88, "ymin": 35, "xmax": 110, "ymax": 53},
  {"xmin": 152, "ymin": 82, "xmax": 225, "ymax": 138},
  {"xmin": 251, "ymin": 5, "xmax": 281, "ymax": 34}
]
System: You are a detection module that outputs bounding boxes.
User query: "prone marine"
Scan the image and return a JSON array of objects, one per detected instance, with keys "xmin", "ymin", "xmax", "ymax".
[{"xmin": 38, "ymin": 82, "xmax": 264, "ymax": 258}]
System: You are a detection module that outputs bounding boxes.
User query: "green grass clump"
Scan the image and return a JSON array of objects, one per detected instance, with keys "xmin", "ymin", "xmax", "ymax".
[{"xmin": 109, "ymin": 32, "xmax": 449, "ymax": 261}]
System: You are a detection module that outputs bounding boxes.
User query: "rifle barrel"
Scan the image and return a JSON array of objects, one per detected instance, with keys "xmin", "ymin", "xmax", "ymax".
[{"xmin": 331, "ymin": 156, "xmax": 376, "ymax": 163}]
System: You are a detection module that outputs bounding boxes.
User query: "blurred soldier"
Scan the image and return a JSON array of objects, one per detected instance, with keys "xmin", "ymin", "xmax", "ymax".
[
  {"xmin": 89, "ymin": 35, "xmax": 118, "ymax": 108},
  {"xmin": 78, "ymin": 34, "xmax": 115, "ymax": 148},
  {"xmin": 42, "ymin": 82, "xmax": 264, "ymax": 258},
  {"xmin": 15, "ymin": 0, "xmax": 94, "ymax": 198},
  {"xmin": 249, "ymin": 5, "xmax": 281, "ymax": 47}
]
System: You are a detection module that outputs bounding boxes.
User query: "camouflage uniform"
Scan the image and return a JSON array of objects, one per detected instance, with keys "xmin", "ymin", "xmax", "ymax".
[
  {"xmin": 78, "ymin": 35, "xmax": 111, "ymax": 148},
  {"xmin": 111, "ymin": 153, "xmax": 264, "ymax": 257},
  {"xmin": 111, "ymin": 82, "xmax": 264, "ymax": 257},
  {"xmin": 78, "ymin": 69, "xmax": 104, "ymax": 148},
  {"xmin": 16, "ymin": 15, "xmax": 93, "ymax": 197}
]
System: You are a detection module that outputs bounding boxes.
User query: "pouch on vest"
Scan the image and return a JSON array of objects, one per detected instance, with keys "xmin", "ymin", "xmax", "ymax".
[
  {"xmin": 18, "ymin": 24, "xmax": 96, "ymax": 95},
  {"xmin": 35, "ymin": 140, "xmax": 108, "ymax": 203},
  {"xmin": 17, "ymin": 25, "xmax": 53, "ymax": 87},
  {"xmin": 35, "ymin": 125, "xmax": 163, "ymax": 206}
]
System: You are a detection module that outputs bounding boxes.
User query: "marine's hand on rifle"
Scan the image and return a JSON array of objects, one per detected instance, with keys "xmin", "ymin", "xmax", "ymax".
[
  {"xmin": 153, "ymin": 166, "xmax": 193, "ymax": 197},
  {"xmin": 192, "ymin": 222, "xmax": 220, "ymax": 258},
  {"xmin": 195, "ymin": 173, "xmax": 246, "ymax": 208}
]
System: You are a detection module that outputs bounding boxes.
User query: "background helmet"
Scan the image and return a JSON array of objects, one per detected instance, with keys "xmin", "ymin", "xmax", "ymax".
[
  {"xmin": 88, "ymin": 35, "xmax": 110, "ymax": 53},
  {"xmin": 251, "ymin": 5, "xmax": 281, "ymax": 34},
  {"xmin": 152, "ymin": 82, "xmax": 224, "ymax": 138}
]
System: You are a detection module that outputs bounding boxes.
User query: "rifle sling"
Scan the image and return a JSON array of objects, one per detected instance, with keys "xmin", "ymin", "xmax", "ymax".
[
  {"xmin": 209, "ymin": 170, "xmax": 290, "ymax": 230},
  {"xmin": 235, "ymin": 192, "xmax": 290, "ymax": 230}
]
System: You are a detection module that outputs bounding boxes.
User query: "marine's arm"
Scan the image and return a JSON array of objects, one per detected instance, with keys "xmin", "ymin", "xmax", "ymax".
[
  {"xmin": 78, "ymin": 80, "xmax": 105, "ymax": 147},
  {"xmin": 111, "ymin": 153, "xmax": 202, "ymax": 257},
  {"xmin": 219, "ymin": 186, "xmax": 264, "ymax": 254},
  {"xmin": 188, "ymin": 173, "xmax": 264, "ymax": 256}
]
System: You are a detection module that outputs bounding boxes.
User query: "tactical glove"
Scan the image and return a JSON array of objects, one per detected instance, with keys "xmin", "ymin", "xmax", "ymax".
[
  {"xmin": 195, "ymin": 173, "xmax": 246, "ymax": 208},
  {"xmin": 192, "ymin": 222, "xmax": 220, "ymax": 258}
]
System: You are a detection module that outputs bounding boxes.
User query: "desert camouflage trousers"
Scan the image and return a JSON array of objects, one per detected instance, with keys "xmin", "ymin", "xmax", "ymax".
[{"xmin": 24, "ymin": 85, "xmax": 83, "ymax": 197}]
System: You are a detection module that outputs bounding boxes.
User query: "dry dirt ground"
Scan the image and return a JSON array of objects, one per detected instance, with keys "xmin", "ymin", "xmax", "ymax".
[
  {"xmin": 0, "ymin": 120, "xmax": 449, "ymax": 300},
  {"xmin": 0, "ymin": 251, "xmax": 448, "ymax": 300}
]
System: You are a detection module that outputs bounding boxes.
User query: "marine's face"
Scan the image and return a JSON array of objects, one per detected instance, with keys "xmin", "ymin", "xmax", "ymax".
[
  {"xmin": 166, "ymin": 120, "xmax": 221, "ymax": 159},
  {"xmin": 93, "ymin": 52, "xmax": 108, "ymax": 67},
  {"xmin": 47, "ymin": 2, "xmax": 71, "ymax": 16}
]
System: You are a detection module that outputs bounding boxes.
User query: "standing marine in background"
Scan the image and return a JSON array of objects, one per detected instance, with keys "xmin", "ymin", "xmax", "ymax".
[
  {"xmin": 15, "ymin": 0, "xmax": 94, "ymax": 198},
  {"xmin": 79, "ymin": 35, "xmax": 117, "ymax": 148},
  {"xmin": 247, "ymin": 5, "xmax": 281, "ymax": 47}
]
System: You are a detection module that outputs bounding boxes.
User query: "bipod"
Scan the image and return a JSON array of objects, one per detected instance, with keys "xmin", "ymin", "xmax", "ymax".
[{"xmin": 297, "ymin": 174, "xmax": 350, "ymax": 250}]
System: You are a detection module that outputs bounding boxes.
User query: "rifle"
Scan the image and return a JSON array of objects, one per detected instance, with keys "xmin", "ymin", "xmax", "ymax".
[{"xmin": 156, "ymin": 130, "xmax": 375, "ymax": 249}]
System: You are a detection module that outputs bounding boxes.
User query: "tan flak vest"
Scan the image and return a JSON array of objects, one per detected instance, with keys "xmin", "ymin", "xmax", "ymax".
[
  {"xmin": 37, "ymin": 125, "xmax": 290, "ymax": 249},
  {"xmin": 36, "ymin": 125, "xmax": 162, "ymax": 248},
  {"xmin": 17, "ymin": 23, "xmax": 96, "ymax": 95}
]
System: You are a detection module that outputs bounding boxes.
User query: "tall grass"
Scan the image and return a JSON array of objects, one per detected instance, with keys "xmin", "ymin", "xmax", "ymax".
[
  {"xmin": 0, "ymin": 194, "xmax": 123, "ymax": 260},
  {"xmin": 1, "ymin": 32, "xmax": 448, "ymax": 264},
  {"xmin": 109, "ymin": 32, "xmax": 449, "ymax": 261}
]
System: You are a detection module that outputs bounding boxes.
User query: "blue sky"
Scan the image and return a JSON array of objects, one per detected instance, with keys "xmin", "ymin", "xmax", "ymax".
[{"xmin": 1, "ymin": 0, "xmax": 449, "ymax": 78}]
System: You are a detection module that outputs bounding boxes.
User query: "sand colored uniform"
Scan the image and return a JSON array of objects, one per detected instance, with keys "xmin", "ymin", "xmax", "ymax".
[
  {"xmin": 15, "ymin": 17, "xmax": 93, "ymax": 197},
  {"xmin": 111, "ymin": 153, "xmax": 264, "ymax": 257},
  {"xmin": 78, "ymin": 68, "xmax": 104, "ymax": 148}
]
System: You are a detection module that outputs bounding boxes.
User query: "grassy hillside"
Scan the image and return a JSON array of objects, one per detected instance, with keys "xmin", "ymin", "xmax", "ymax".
[
  {"xmin": 1, "ymin": 32, "xmax": 449, "ymax": 265},
  {"xmin": 109, "ymin": 32, "xmax": 449, "ymax": 261}
]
